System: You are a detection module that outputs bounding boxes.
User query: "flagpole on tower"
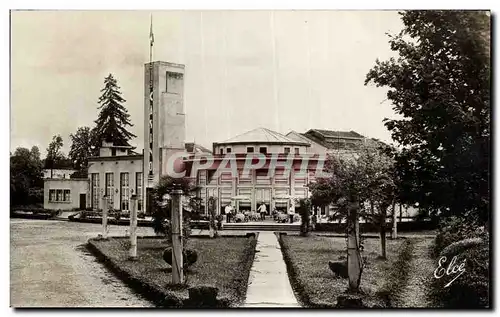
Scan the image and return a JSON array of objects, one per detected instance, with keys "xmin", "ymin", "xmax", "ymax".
[
  {"xmin": 149, "ymin": 14, "xmax": 154, "ymax": 63},
  {"xmin": 148, "ymin": 14, "xmax": 155, "ymax": 178}
]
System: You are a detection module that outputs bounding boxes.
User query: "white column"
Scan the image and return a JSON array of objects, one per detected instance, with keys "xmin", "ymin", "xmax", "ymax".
[
  {"xmin": 129, "ymin": 195, "xmax": 138, "ymax": 259},
  {"xmin": 101, "ymin": 195, "xmax": 108, "ymax": 239}
]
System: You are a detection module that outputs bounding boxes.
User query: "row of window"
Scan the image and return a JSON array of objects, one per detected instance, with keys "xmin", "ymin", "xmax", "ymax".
[
  {"xmin": 197, "ymin": 169, "xmax": 310, "ymax": 186},
  {"xmin": 90, "ymin": 172, "xmax": 143, "ymax": 211},
  {"xmin": 49, "ymin": 189, "xmax": 71, "ymax": 202},
  {"xmin": 219, "ymin": 147, "xmax": 301, "ymax": 155}
]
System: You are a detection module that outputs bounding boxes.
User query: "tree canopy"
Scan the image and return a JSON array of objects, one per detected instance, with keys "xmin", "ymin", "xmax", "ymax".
[
  {"xmin": 69, "ymin": 126, "xmax": 96, "ymax": 176},
  {"xmin": 93, "ymin": 74, "xmax": 136, "ymax": 148},
  {"xmin": 365, "ymin": 11, "xmax": 490, "ymax": 224},
  {"xmin": 10, "ymin": 146, "xmax": 43, "ymax": 206}
]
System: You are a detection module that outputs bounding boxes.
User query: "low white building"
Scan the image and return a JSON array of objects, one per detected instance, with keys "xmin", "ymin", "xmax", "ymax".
[{"xmin": 43, "ymin": 178, "xmax": 89, "ymax": 210}]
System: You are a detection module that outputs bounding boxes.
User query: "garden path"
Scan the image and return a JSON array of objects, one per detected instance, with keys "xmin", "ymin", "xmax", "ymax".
[{"xmin": 243, "ymin": 232, "xmax": 300, "ymax": 307}]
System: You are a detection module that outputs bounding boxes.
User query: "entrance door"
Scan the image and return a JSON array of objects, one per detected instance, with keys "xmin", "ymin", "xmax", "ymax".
[{"xmin": 79, "ymin": 194, "xmax": 86, "ymax": 210}]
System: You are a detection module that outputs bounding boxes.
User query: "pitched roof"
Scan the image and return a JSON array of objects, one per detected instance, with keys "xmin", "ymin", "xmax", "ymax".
[
  {"xmin": 306, "ymin": 129, "xmax": 365, "ymax": 139},
  {"xmin": 185, "ymin": 142, "xmax": 212, "ymax": 154},
  {"xmin": 215, "ymin": 127, "xmax": 310, "ymax": 146},
  {"xmin": 301, "ymin": 129, "xmax": 365, "ymax": 150}
]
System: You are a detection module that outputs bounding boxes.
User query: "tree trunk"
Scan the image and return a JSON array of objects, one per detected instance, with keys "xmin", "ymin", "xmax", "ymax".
[
  {"xmin": 347, "ymin": 200, "xmax": 362, "ymax": 292},
  {"xmin": 380, "ymin": 213, "xmax": 387, "ymax": 259},
  {"xmin": 391, "ymin": 201, "xmax": 397, "ymax": 239}
]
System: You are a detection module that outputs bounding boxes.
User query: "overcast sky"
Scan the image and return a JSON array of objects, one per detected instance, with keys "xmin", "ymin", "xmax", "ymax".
[{"xmin": 11, "ymin": 10, "xmax": 403, "ymax": 156}]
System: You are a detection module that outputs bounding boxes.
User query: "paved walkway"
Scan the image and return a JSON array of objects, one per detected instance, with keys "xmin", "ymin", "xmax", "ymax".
[
  {"xmin": 243, "ymin": 232, "xmax": 300, "ymax": 307},
  {"xmin": 11, "ymin": 219, "xmax": 154, "ymax": 307}
]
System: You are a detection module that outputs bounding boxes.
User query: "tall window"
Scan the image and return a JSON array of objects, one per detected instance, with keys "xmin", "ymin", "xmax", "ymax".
[
  {"xmin": 49, "ymin": 189, "xmax": 56, "ymax": 202},
  {"xmin": 63, "ymin": 190, "xmax": 71, "ymax": 202},
  {"xmin": 91, "ymin": 173, "xmax": 100, "ymax": 209},
  {"xmin": 219, "ymin": 148, "xmax": 224, "ymax": 155},
  {"xmin": 259, "ymin": 147, "xmax": 267, "ymax": 154},
  {"xmin": 295, "ymin": 148, "xmax": 300, "ymax": 155},
  {"xmin": 120, "ymin": 172, "xmax": 130, "ymax": 211},
  {"xmin": 56, "ymin": 189, "xmax": 63, "ymax": 202},
  {"xmin": 284, "ymin": 147, "xmax": 290, "ymax": 154},
  {"xmin": 136, "ymin": 172, "xmax": 143, "ymax": 211},
  {"xmin": 226, "ymin": 147, "xmax": 232, "ymax": 153},
  {"xmin": 105, "ymin": 173, "xmax": 114, "ymax": 206}
]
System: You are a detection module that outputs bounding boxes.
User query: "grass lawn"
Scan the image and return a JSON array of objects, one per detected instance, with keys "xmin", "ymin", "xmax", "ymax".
[
  {"xmin": 280, "ymin": 234, "xmax": 435, "ymax": 308},
  {"xmin": 88, "ymin": 236, "xmax": 257, "ymax": 307}
]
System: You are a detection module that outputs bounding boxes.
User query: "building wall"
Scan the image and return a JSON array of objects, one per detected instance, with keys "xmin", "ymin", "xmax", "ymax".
[
  {"xmin": 144, "ymin": 61, "xmax": 186, "ymax": 214},
  {"xmin": 144, "ymin": 61, "xmax": 185, "ymax": 189},
  {"xmin": 44, "ymin": 178, "xmax": 89, "ymax": 210},
  {"xmin": 87, "ymin": 157, "xmax": 143, "ymax": 211},
  {"xmin": 214, "ymin": 143, "xmax": 308, "ymax": 155},
  {"xmin": 195, "ymin": 165, "xmax": 316, "ymax": 215}
]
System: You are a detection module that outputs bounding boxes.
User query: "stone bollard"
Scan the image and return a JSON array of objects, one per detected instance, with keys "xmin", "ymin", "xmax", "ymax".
[{"xmin": 187, "ymin": 286, "xmax": 218, "ymax": 308}]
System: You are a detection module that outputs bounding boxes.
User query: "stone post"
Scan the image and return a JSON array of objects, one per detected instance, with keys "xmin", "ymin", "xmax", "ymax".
[
  {"xmin": 171, "ymin": 188, "xmax": 184, "ymax": 284},
  {"xmin": 129, "ymin": 195, "xmax": 138, "ymax": 260},
  {"xmin": 101, "ymin": 195, "xmax": 108, "ymax": 239}
]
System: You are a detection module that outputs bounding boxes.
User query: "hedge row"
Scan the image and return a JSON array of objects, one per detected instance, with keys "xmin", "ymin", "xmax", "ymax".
[{"xmin": 314, "ymin": 220, "xmax": 437, "ymax": 233}]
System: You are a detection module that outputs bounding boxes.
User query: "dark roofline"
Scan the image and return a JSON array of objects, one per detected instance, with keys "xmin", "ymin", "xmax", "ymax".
[
  {"xmin": 88, "ymin": 154, "xmax": 143, "ymax": 162},
  {"xmin": 307, "ymin": 129, "xmax": 365, "ymax": 140}
]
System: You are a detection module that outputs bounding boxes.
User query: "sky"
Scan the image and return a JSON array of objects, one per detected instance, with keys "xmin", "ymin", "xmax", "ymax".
[{"xmin": 11, "ymin": 10, "xmax": 403, "ymax": 156}]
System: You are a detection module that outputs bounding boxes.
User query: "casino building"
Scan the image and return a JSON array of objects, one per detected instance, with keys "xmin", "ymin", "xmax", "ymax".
[{"xmin": 44, "ymin": 60, "xmax": 370, "ymax": 216}]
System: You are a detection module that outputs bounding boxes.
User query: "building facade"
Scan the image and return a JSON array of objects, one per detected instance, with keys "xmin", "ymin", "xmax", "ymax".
[
  {"xmin": 44, "ymin": 178, "xmax": 89, "ymax": 210},
  {"xmin": 182, "ymin": 127, "xmax": 327, "ymax": 215}
]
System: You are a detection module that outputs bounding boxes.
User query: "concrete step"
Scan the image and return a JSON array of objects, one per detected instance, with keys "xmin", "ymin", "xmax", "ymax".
[{"xmin": 223, "ymin": 223, "xmax": 300, "ymax": 231}]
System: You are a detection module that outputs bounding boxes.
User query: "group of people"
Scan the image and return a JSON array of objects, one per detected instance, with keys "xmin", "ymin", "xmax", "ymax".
[{"xmin": 223, "ymin": 201, "xmax": 297, "ymax": 223}]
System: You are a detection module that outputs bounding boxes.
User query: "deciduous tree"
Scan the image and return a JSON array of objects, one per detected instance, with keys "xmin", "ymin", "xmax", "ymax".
[{"xmin": 365, "ymin": 11, "xmax": 490, "ymax": 225}]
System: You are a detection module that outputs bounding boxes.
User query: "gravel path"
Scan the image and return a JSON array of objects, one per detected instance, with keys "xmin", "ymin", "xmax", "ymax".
[
  {"xmin": 10, "ymin": 219, "xmax": 155, "ymax": 307},
  {"xmin": 398, "ymin": 238, "xmax": 435, "ymax": 307}
]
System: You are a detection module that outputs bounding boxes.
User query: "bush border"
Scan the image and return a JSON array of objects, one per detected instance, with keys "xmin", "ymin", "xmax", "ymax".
[{"xmin": 86, "ymin": 235, "xmax": 257, "ymax": 308}]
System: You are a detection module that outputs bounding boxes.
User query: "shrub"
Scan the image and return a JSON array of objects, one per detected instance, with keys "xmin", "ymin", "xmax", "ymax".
[
  {"xmin": 429, "ymin": 217, "xmax": 489, "ymax": 308},
  {"xmin": 328, "ymin": 260, "xmax": 348, "ymax": 278},
  {"xmin": 432, "ymin": 216, "xmax": 484, "ymax": 257},
  {"xmin": 429, "ymin": 234, "xmax": 489, "ymax": 308},
  {"xmin": 163, "ymin": 247, "xmax": 198, "ymax": 269},
  {"xmin": 185, "ymin": 286, "xmax": 218, "ymax": 308}
]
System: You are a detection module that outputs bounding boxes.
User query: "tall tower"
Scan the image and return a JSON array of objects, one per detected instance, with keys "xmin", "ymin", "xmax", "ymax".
[{"xmin": 143, "ymin": 61, "xmax": 186, "ymax": 212}]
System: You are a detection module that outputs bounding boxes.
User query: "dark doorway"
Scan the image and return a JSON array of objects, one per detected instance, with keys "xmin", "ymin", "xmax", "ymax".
[{"xmin": 79, "ymin": 194, "xmax": 86, "ymax": 210}]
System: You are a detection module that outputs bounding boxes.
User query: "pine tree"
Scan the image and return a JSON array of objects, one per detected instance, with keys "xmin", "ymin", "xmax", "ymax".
[{"xmin": 93, "ymin": 74, "xmax": 136, "ymax": 148}]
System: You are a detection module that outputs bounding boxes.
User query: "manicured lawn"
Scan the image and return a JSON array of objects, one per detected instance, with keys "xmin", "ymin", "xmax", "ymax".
[
  {"xmin": 280, "ymin": 234, "xmax": 434, "ymax": 307},
  {"xmin": 88, "ymin": 236, "xmax": 257, "ymax": 307}
]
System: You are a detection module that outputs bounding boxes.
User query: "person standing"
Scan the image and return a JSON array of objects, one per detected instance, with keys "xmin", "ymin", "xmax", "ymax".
[
  {"xmin": 225, "ymin": 203, "xmax": 233, "ymax": 223},
  {"xmin": 288, "ymin": 205, "xmax": 295, "ymax": 224},
  {"xmin": 258, "ymin": 203, "xmax": 267, "ymax": 221}
]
